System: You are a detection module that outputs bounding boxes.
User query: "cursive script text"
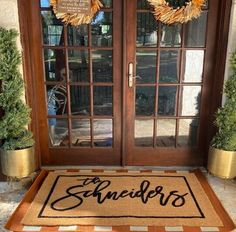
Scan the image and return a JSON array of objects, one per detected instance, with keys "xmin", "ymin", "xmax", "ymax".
[{"xmin": 51, "ymin": 177, "xmax": 188, "ymax": 211}]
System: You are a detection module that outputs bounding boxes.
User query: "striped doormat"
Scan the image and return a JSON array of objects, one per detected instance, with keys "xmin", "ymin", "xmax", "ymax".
[{"xmin": 5, "ymin": 169, "xmax": 235, "ymax": 232}]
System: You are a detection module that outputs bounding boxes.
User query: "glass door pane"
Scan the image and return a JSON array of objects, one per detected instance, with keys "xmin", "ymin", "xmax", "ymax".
[
  {"xmin": 40, "ymin": 1, "xmax": 115, "ymax": 148},
  {"xmin": 133, "ymin": 0, "xmax": 207, "ymax": 149}
]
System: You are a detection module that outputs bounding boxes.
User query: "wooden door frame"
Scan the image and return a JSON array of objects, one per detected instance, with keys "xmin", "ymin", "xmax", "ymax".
[{"xmin": 17, "ymin": 0, "xmax": 232, "ymax": 168}]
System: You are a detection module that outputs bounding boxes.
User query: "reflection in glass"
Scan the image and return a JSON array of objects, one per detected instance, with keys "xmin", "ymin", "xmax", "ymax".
[
  {"xmin": 160, "ymin": 24, "xmax": 181, "ymax": 47},
  {"xmin": 181, "ymin": 86, "xmax": 201, "ymax": 116},
  {"xmin": 94, "ymin": 119, "xmax": 113, "ymax": 147},
  {"xmin": 101, "ymin": 0, "xmax": 112, "ymax": 8},
  {"xmin": 48, "ymin": 119, "xmax": 68, "ymax": 147},
  {"xmin": 70, "ymin": 86, "xmax": 90, "ymax": 115},
  {"xmin": 135, "ymin": 120, "xmax": 154, "ymax": 147},
  {"xmin": 159, "ymin": 50, "xmax": 178, "ymax": 83},
  {"xmin": 158, "ymin": 86, "xmax": 177, "ymax": 116},
  {"xmin": 44, "ymin": 49, "xmax": 66, "ymax": 82},
  {"xmin": 72, "ymin": 119, "xmax": 91, "ymax": 147},
  {"xmin": 40, "ymin": 0, "xmax": 50, "ymax": 7},
  {"xmin": 93, "ymin": 51, "xmax": 113, "ymax": 82},
  {"xmin": 137, "ymin": 13, "xmax": 157, "ymax": 47},
  {"xmin": 92, "ymin": 12, "xmax": 112, "ymax": 47},
  {"xmin": 68, "ymin": 25, "xmax": 88, "ymax": 47},
  {"xmin": 178, "ymin": 119, "xmax": 199, "ymax": 147},
  {"xmin": 136, "ymin": 50, "xmax": 157, "ymax": 83},
  {"xmin": 185, "ymin": 12, "xmax": 207, "ymax": 47},
  {"xmin": 68, "ymin": 50, "xmax": 89, "ymax": 82},
  {"xmin": 136, "ymin": 87, "xmax": 155, "ymax": 116},
  {"xmin": 157, "ymin": 119, "xmax": 176, "ymax": 147},
  {"xmin": 47, "ymin": 85, "xmax": 67, "ymax": 116},
  {"xmin": 41, "ymin": 11, "xmax": 63, "ymax": 46},
  {"xmin": 183, "ymin": 50, "xmax": 204, "ymax": 83},
  {"xmin": 94, "ymin": 86, "xmax": 113, "ymax": 115},
  {"xmin": 137, "ymin": 0, "xmax": 151, "ymax": 9}
]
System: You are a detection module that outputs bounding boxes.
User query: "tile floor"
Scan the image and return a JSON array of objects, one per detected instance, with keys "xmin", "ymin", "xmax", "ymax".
[{"xmin": 0, "ymin": 168, "xmax": 235, "ymax": 232}]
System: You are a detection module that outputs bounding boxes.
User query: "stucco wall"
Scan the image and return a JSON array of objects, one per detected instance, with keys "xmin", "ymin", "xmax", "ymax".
[
  {"xmin": 0, "ymin": 0, "xmax": 22, "ymax": 55},
  {"xmin": 0, "ymin": 0, "xmax": 22, "ymax": 64},
  {"xmin": 0, "ymin": 0, "xmax": 20, "ymax": 30},
  {"xmin": 0, "ymin": 0, "xmax": 24, "ymax": 93},
  {"xmin": 223, "ymin": 0, "xmax": 236, "ymax": 103},
  {"xmin": 227, "ymin": 0, "xmax": 236, "ymax": 61}
]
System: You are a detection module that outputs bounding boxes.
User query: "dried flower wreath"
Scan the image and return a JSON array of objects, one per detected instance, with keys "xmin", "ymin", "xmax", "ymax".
[
  {"xmin": 50, "ymin": 0, "xmax": 103, "ymax": 26},
  {"xmin": 147, "ymin": 0, "xmax": 205, "ymax": 24}
]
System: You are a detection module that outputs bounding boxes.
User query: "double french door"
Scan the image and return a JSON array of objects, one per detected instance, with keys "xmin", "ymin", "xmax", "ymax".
[{"xmin": 32, "ymin": 0, "xmax": 219, "ymax": 166}]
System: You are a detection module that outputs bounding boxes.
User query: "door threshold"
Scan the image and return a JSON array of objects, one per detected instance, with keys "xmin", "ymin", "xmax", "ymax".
[{"xmin": 41, "ymin": 165, "xmax": 206, "ymax": 172}]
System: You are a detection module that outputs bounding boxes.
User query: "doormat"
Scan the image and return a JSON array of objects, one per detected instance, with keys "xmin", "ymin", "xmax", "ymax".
[{"xmin": 21, "ymin": 171, "xmax": 225, "ymax": 227}]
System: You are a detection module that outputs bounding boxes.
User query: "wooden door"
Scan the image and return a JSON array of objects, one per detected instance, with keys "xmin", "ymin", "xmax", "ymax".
[
  {"xmin": 124, "ymin": 0, "xmax": 220, "ymax": 166},
  {"xmin": 33, "ymin": 0, "xmax": 122, "ymax": 165},
  {"xmin": 25, "ymin": 0, "xmax": 224, "ymax": 166}
]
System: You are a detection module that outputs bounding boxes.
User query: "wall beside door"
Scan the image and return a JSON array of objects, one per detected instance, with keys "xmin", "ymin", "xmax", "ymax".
[
  {"xmin": 0, "ymin": 0, "xmax": 20, "ymax": 29},
  {"xmin": 224, "ymin": 0, "xmax": 236, "ymax": 95}
]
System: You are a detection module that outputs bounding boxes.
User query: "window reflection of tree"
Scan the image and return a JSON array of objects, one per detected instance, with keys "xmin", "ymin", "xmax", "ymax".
[
  {"xmin": 185, "ymin": 13, "xmax": 207, "ymax": 47},
  {"xmin": 68, "ymin": 25, "xmax": 88, "ymax": 65},
  {"xmin": 137, "ymin": 13, "xmax": 157, "ymax": 46},
  {"xmin": 161, "ymin": 24, "xmax": 181, "ymax": 47},
  {"xmin": 137, "ymin": 0, "xmax": 150, "ymax": 9},
  {"xmin": 42, "ymin": 11, "xmax": 63, "ymax": 46},
  {"xmin": 42, "ymin": 10, "xmax": 65, "ymax": 81},
  {"xmin": 92, "ymin": 12, "xmax": 112, "ymax": 47},
  {"xmin": 67, "ymin": 26, "xmax": 89, "ymax": 111}
]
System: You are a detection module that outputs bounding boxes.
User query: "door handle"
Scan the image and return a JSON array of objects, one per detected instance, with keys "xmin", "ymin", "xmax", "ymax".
[
  {"xmin": 128, "ymin": 62, "xmax": 134, "ymax": 88},
  {"xmin": 128, "ymin": 62, "xmax": 142, "ymax": 88}
]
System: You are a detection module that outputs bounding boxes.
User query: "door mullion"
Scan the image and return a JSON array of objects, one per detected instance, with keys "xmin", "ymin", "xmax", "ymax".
[
  {"xmin": 88, "ymin": 23, "xmax": 94, "ymax": 148},
  {"xmin": 124, "ymin": 0, "xmax": 137, "ymax": 164}
]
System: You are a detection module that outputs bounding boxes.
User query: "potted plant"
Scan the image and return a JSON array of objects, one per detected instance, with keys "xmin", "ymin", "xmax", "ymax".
[
  {"xmin": 0, "ymin": 27, "xmax": 35, "ymax": 178},
  {"xmin": 208, "ymin": 51, "xmax": 236, "ymax": 179}
]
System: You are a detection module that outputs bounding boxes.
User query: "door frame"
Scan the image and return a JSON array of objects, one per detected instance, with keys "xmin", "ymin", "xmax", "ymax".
[{"xmin": 17, "ymin": 0, "xmax": 232, "ymax": 167}]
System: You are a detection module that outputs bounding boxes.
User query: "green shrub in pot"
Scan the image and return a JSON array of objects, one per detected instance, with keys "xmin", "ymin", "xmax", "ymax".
[
  {"xmin": 0, "ymin": 27, "xmax": 35, "ymax": 178},
  {"xmin": 208, "ymin": 51, "xmax": 236, "ymax": 179}
]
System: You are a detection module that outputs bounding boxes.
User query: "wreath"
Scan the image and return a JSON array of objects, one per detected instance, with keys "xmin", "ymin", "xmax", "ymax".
[
  {"xmin": 50, "ymin": 0, "xmax": 103, "ymax": 26},
  {"xmin": 147, "ymin": 0, "xmax": 205, "ymax": 24}
]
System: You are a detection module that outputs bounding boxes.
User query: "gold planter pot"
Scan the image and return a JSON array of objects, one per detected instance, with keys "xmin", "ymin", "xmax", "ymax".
[
  {"xmin": 0, "ymin": 146, "xmax": 36, "ymax": 178},
  {"xmin": 208, "ymin": 147, "xmax": 236, "ymax": 179}
]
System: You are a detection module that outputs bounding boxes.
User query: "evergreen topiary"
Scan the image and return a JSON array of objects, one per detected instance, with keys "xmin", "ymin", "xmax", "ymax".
[
  {"xmin": 211, "ymin": 51, "xmax": 236, "ymax": 151},
  {"xmin": 0, "ymin": 27, "xmax": 34, "ymax": 150}
]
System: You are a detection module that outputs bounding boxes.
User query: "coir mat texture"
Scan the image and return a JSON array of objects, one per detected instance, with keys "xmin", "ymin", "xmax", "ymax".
[{"xmin": 5, "ymin": 169, "xmax": 235, "ymax": 232}]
